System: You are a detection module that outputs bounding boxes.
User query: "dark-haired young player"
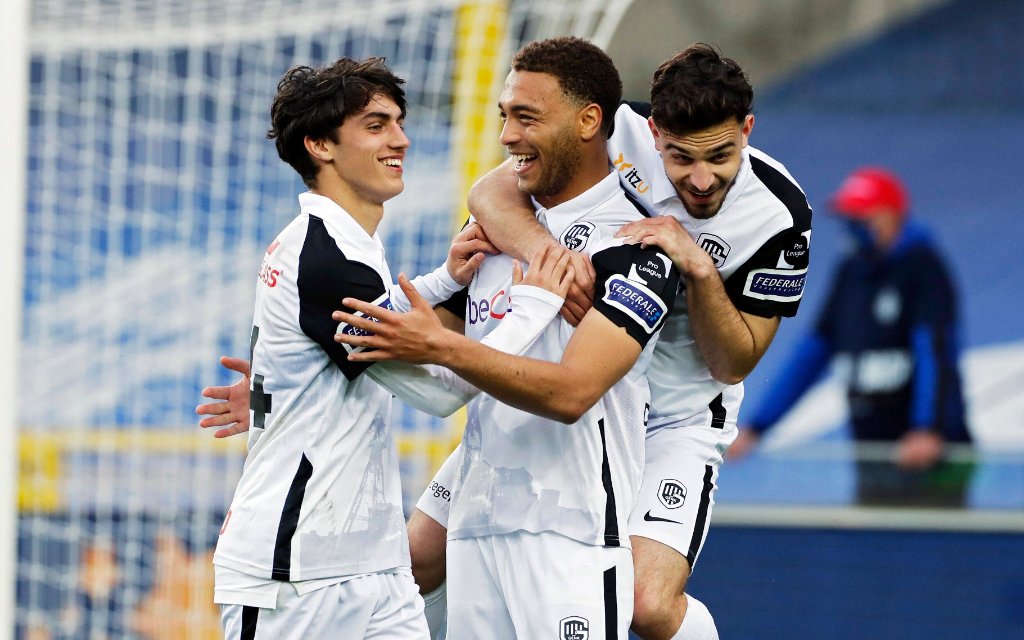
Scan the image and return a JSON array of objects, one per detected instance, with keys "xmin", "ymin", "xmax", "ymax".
[{"xmin": 211, "ymin": 56, "xmax": 573, "ymax": 639}]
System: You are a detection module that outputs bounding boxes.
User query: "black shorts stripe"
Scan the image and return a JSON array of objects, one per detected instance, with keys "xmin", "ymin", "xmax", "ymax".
[
  {"xmin": 272, "ymin": 453, "xmax": 314, "ymax": 581},
  {"xmin": 686, "ymin": 465, "xmax": 715, "ymax": 568},
  {"xmin": 241, "ymin": 605, "xmax": 259, "ymax": 640},
  {"xmin": 709, "ymin": 393, "xmax": 726, "ymax": 429},
  {"xmin": 597, "ymin": 418, "xmax": 620, "ymax": 547},
  {"xmin": 603, "ymin": 565, "xmax": 618, "ymax": 639}
]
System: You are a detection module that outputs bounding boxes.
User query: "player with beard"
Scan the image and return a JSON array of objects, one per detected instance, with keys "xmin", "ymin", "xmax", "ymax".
[{"xmin": 415, "ymin": 43, "xmax": 813, "ymax": 640}]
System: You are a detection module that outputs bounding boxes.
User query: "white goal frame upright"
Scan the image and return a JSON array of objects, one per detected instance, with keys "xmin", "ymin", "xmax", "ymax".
[{"xmin": 1, "ymin": 0, "xmax": 29, "ymax": 635}]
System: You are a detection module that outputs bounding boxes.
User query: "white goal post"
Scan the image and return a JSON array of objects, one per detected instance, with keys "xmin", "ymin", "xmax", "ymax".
[{"xmin": 1, "ymin": 0, "xmax": 30, "ymax": 637}]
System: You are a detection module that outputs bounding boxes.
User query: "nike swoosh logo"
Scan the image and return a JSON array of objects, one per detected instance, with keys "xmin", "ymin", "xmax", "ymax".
[{"xmin": 643, "ymin": 510, "xmax": 683, "ymax": 525}]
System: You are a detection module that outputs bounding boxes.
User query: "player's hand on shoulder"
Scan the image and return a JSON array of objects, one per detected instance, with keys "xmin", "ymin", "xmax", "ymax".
[
  {"xmin": 616, "ymin": 216, "xmax": 714, "ymax": 279},
  {"xmin": 196, "ymin": 356, "xmax": 251, "ymax": 438},
  {"xmin": 518, "ymin": 244, "xmax": 575, "ymax": 300},
  {"xmin": 447, "ymin": 222, "xmax": 497, "ymax": 286}
]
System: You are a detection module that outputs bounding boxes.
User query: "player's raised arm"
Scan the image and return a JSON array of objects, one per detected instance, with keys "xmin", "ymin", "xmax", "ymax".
[
  {"xmin": 336, "ymin": 242, "xmax": 677, "ymax": 423},
  {"xmin": 470, "ymin": 159, "xmax": 597, "ymax": 325},
  {"xmin": 358, "ymin": 245, "xmax": 572, "ymax": 417}
]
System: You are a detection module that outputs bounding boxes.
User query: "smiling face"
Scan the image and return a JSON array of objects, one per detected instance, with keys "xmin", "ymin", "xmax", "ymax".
[
  {"xmin": 651, "ymin": 114, "xmax": 753, "ymax": 219},
  {"xmin": 316, "ymin": 93, "xmax": 409, "ymax": 208},
  {"xmin": 498, "ymin": 70, "xmax": 584, "ymax": 207}
]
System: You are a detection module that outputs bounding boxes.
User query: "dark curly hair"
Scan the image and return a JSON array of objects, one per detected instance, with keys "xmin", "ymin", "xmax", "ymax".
[
  {"xmin": 511, "ymin": 37, "xmax": 621, "ymax": 138},
  {"xmin": 651, "ymin": 43, "xmax": 752, "ymax": 136},
  {"xmin": 267, "ymin": 57, "xmax": 406, "ymax": 188}
]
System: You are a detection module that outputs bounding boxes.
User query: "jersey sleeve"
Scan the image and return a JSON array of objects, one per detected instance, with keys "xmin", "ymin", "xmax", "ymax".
[
  {"xmin": 297, "ymin": 216, "xmax": 389, "ymax": 381},
  {"xmin": 723, "ymin": 226, "xmax": 810, "ymax": 318},
  {"xmin": 591, "ymin": 242, "xmax": 679, "ymax": 347}
]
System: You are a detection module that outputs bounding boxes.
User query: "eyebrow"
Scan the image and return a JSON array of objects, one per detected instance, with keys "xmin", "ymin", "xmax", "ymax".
[
  {"xmin": 499, "ymin": 102, "xmax": 541, "ymax": 116},
  {"xmin": 358, "ymin": 111, "xmax": 401, "ymax": 122},
  {"xmin": 664, "ymin": 140, "xmax": 736, "ymax": 156}
]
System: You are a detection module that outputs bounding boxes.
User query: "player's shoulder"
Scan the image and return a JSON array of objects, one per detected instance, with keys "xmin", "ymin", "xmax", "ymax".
[{"xmin": 744, "ymin": 147, "xmax": 812, "ymax": 233}]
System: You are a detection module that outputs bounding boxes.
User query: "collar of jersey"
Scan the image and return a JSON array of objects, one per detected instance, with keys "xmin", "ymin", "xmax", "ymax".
[
  {"xmin": 298, "ymin": 191, "xmax": 381, "ymax": 243},
  {"xmin": 531, "ymin": 171, "xmax": 622, "ymax": 234}
]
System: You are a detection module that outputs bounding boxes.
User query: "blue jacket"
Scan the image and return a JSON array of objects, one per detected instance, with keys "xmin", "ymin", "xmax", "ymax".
[{"xmin": 748, "ymin": 220, "xmax": 970, "ymax": 442}]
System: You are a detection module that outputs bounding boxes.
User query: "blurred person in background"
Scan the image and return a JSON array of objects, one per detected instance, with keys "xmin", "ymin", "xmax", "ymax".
[{"xmin": 731, "ymin": 167, "xmax": 973, "ymax": 506}]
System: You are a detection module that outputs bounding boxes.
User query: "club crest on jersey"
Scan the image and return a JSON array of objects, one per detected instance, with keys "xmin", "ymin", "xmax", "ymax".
[
  {"xmin": 658, "ymin": 479, "xmax": 687, "ymax": 509},
  {"xmin": 696, "ymin": 233, "xmax": 731, "ymax": 268},
  {"xmin": 560, "ymin": 222, "xmax": 596, "ymax": 251},
  {"xmin": 744, "ymin": 268, "xmax": 807, "ymax": 302},
  {"xmin": 560, "ymin": 616, "xmax": 590, "ymax": 640},
  {"xmin": 602, "ymin": 274, "xmax": 667, "ymax": 333},
  {"xmin": 337, "ymin": 292, "xmax": 394, "ymax": 354}
]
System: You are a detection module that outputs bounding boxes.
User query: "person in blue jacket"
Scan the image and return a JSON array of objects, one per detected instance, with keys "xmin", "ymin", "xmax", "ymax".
[{"xmin": 731, "ymin": 166, "xmax": 973, "ymax": 505}]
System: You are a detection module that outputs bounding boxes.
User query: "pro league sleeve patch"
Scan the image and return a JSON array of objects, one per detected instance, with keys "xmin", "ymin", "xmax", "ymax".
[
  {"xmin": 337, "ymin": 292, "xmax": 394, "ymax": 354},
  {"xmin": 743, "ymin": 268, "xmax": 807, "ymax": 302}
]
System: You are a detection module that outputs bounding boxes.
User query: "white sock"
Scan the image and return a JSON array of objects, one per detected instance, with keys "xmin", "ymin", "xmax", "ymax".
[
  {"xmin": 422, "ymin": 581, "xmax": 447, "ymax": 640},
  {"xmin": 671, "ymin": 593, "xmax": 719, "ymax": 640}
]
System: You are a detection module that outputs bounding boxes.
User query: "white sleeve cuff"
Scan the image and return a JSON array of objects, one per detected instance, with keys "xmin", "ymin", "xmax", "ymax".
[
  {"xmin": 390, "ymin": 263, "xmax": 464, "ymax": 313},
  {"xmin": 480, "ymin": 284, "xmax": 564, "ymax": 355}
]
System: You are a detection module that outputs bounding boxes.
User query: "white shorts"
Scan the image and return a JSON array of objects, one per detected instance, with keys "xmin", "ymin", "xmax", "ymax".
[
  {"xmin": 415, "ymin": 445, "xmax": 459, "ymax": 529},
  {"xmin": 220, "ymin": 571, "xmax": 429, "ymax": 640},
  {"xmin": 446, "ymin": 531, "xmax": 633, "ymax": 640},
  {"xmin": 627, "ymin": 424, "xmax": 735, "ymax": 572}
]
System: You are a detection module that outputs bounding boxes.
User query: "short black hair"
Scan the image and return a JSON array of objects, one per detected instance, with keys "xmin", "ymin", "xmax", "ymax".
[
  {"xmin": 511, "ymin": 36, "xmax": 622, "ymax": 138},
  {"xmin": 650, "ymin": 43, "xmax": 752, "ymax": 136},
  {"xmin": 268, "ymin": 57, "xmax": 406, "ymax": 188}
]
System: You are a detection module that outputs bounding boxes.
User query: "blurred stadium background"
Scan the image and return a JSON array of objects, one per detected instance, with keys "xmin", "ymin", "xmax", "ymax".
[{"xmin": 1, "ymin": 0, "xmax": 1021, "ymax": 638}]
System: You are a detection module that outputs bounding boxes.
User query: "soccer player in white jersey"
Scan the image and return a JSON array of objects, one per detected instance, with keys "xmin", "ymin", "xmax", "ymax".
[
  {"xmin": 334, "ymin": 38, "xmax": 679, "ymax": 640},
  {"xmin": 211, "ymin": 57, "xmax": 577, "ymax": 640},
  {"xmin": 407, "ymin": 43, "xmax": 813, "ymax": 640}
]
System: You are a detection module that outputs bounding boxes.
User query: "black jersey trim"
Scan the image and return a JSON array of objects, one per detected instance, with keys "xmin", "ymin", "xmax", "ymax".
[
  {"xmin": 748, "ymin": 155, "xmax": 812, "ymax": 231},
  {"xmin": 597, "ymin": 418, "xmax": 620, "ymax": 548},
  {"xmin": 685, "ymin": 465, "xmax": 714, "ymax": 569},
  {"xmin": 620, "ymin": 184, "xmax": 653, "ymax": 218},
  {"xmin": 272, "ymin": 453, "xmax": 313, "ymax": 581},
  {"xmin": 709, "ymin": 393, "xmax": 726, "ymax": 429},
  {"xmin": 603, "ymin": 565, "xmax": 619, "ymax": 636},
  {"xmin": 298, "ymin": 215, "xmax": 387, "ymax": 381},
  {"xmin": 240, "ymin": 605, "xmax": 259, "ymax": 640}
]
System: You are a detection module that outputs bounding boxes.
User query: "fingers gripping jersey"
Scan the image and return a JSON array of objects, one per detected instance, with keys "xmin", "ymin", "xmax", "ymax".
[
  {"xmin": 610, "ymin": 104, "xmax": 813, "ymax": 429},
  {"xmin": 449, "ymin": 172, "xmax": 679, "ymax": 547},
  {"xmin": 215, "ymin": 192, "xmax": 408, "ymax": 583}
]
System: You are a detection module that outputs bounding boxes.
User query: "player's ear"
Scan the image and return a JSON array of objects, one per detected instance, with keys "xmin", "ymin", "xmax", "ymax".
[
  {"xmin": 578, "ymin": 103, "xmax": 602, "ymax": 142},
  {"xmin": 304, "ymin": 135, "xmax": 333, "ymax": 163},
  {"xmin": 740, "ymin": 114, "xmax": 754, "ymax": 147},
  {"xmin": 647, "ymin": 117, "xmax": 662, "ymax": 151}
]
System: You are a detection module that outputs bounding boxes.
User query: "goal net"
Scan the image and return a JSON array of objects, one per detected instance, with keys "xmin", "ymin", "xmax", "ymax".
[{"xmin": 12, "ymin": 0, "xmax": 633, "ymax": 637}]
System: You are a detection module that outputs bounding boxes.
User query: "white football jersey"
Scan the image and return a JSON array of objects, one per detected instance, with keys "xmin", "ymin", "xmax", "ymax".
[
  {"xmin": 214, "ymin": 192, "xmax": 409, "ymax": 583},
  {"xmin": 448, "ymin": 172, "xmax": 679, "ymax": 548},
  {"xmin": 609, "ymin": 104, "xmax": 813, "ymax": 431}
]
